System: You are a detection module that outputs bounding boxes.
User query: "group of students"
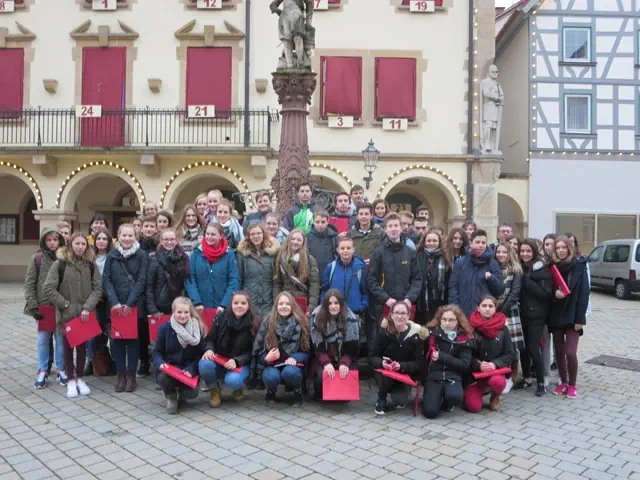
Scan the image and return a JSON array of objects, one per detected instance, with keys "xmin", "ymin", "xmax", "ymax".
[{"xmin": 23, "ymin": 183, "xmax": 590, "ymax": 417}]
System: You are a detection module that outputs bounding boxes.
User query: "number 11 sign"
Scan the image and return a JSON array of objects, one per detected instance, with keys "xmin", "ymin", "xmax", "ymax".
[
  {"xmin": 409, "ymin": 0, "xmax": 435, "ymax": 12},
  {"xmin": 383, "ymin": 118, "xmax": 408, "ymax": 131}
]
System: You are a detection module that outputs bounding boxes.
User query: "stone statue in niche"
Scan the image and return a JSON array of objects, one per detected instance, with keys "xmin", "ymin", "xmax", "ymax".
[
  {"xmin": 270, "ymin": 0, "xmax": 315, "ymax": 71},
  {"xmin": 480, "ymin": 64, "xmax": 504, "ymax": 155}
]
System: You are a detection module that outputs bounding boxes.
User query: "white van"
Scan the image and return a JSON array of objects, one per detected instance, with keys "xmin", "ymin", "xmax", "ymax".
[{"xmin": 588, "ymin": 239, "xmax": 640, "ymax": 299}]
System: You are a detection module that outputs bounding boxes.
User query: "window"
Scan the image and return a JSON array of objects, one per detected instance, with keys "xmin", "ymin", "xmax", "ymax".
[
  {"xmin": 320, "ymin": 56, "xmax": 362, "ymax": 119},
  {"xmin": 555, "ymin": 213, "xmax": 595, "ymax": 254},
  {"xmin": 636, "ymin": 245, "xmax": 640, "ymax": 263},
  {"xmin": 564, "ymin": 94, "xmax": 591, "ymax": 134},
  {"xmin": 588, "ymin": 246, "xmax": 603, "ymax": 263},
  {"xmin": 603, "ymin": 245, "xmax": 630, "ymax": 263},
  {"xmin": 375, "ymin": 57, "xmax": 417, "ymax": 121},
  {"xmin": 186, "ymin": 47, "xmax": 232, "ymax": 117},
  {"xmin": 563, "ymin": 27, "xmax": 591, "ymax": 62},
  {"xmin": 597, "ymin": 215, "xmax": 637, "ymax": 243},
  {"xmin": 0, "ymin": 49, "xmax": 24, "ymax": 114}
]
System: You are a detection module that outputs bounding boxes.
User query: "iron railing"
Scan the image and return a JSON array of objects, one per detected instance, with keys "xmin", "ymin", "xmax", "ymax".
[{"xmin": 0, "ymin": 107, "xmax": 278, "ymax": 149}]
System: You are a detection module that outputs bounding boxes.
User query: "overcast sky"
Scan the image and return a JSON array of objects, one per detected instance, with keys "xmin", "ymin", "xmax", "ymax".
[{"xmin": 495, "ymin": 0, "xmax": 519, "ymax": 6}]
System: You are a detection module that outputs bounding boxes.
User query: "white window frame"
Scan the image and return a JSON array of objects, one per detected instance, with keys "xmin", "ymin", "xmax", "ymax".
[
  {"xmin": 563, "ymin": 27, "xmax": 591, "ymax": 63},
  {"xmin": 564, "ymin": 94, "xmax": 591, "ymax": 134}
]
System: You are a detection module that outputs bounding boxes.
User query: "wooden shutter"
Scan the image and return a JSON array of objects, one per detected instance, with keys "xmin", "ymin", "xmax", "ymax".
[
  {"xmin": 186, "ymin": 47, "xmax": 233, "ymax": 117},
  {"xmin": 0, "ymin": 49, "xmax": 24, "ymax": 113},
  {"xmin": 375, "ymin": 57, "xmax": 417, "ymax": 121},
  {"xmin": 320, "ymin": 56, "xmax": 362, "ymax": 119}
]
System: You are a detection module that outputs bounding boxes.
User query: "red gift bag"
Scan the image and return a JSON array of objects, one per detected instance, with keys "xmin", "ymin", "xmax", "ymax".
[
  {"xmin": 160, "ymin": 364, "xmax": 199, "ymax": 389},
  {"xmin": 201, "ymin": 308, "xmax": 216, "ymax": 331},
  {"xmin": 322, "ymin": 370, "xmax": 360, "ymax": 401},
  {"xmin": 212, "ymin": 354, "xmax": 243, "ymax": 373},
  {"xmin": 37, "ymin": 305, "xmax": 57, "ymax": 333},
  {"xmin": 328, "ymin": 217, "xmax": 350, "ymax": 234},
  {"xmin": 550, "ymin": 264, "xmax": 571, "ymax": 296},
  {"xmin": 295, "ymin": 297, "xmax": 308, "ymax": 314},
  {"xmin": 111, "ymin": 307, "xmax": 138, "ymax": 340},
  {"xmin": 64, "ymin": 312, "xmax": 102, "ymax": 348},
  {"xmin": 148, "ymin": 314, "xmax": 171, "ymax": 342}
]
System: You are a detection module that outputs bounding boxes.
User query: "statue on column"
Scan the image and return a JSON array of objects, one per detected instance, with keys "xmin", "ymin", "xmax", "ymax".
[
  {"xmin": 270, "ymin": 0, "xmax": 315, "ymax": 71},
  {"xmin": 480, "ymin": 64, "xmax": 504, "ymax": 155}
]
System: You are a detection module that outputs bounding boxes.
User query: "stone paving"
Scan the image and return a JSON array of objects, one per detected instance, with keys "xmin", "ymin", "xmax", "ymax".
[{"xmin": 1, "ymin": 285, "xmax": 639, "ymax": 480}]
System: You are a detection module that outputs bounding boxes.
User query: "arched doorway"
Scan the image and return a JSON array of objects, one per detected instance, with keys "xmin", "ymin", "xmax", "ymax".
[
  {"xmin": 385, "ymin": 179, "xmax": 450, "ymax": 232},
  {"xmin": 171, "ymin": 175, "xmax": 244, "ymax": 218},
  {"xmin": 498, "ymin": 193, "xmax": 526, "ymax": 237}
]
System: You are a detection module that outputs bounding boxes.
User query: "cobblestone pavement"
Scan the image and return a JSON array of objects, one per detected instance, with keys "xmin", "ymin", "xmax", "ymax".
[{"xmin": 1, "ymin": 285, "xmax": 639, "ymax": 480}]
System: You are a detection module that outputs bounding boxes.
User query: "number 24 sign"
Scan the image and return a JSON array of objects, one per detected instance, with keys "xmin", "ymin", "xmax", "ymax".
[{"xmin": 76, "ymin": 105, "xmax": 102, "ymax": 118}]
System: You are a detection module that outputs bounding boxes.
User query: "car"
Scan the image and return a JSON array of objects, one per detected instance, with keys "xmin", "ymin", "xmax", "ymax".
[{"xmin": 587, "ymin": 239, "xmax": 640, "ymax": 300}]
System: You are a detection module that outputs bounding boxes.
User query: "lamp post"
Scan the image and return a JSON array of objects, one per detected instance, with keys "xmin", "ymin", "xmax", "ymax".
[{"xmin": 362, "ymin": 139, "xmax": 380, "ymax": 189}]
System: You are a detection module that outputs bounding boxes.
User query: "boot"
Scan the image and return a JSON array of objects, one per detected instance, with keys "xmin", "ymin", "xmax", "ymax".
[
  {"xmin": 208, "ymin": 386, "xmax": 222, "ymax": 408},
  {"xmin": 166, "ymin": 393, "xmax": 178, "ymax": 414},
  {"xmin": 84, "ymin": 361, "xmax": 93, "ymax": 377},
  {"xmin": 232, "ymin": 388, "xmax": 245, "ymax": 402},
  {"xmin": 125, "ymin": 372, "xmax": 137, "ymax": 393},
  {"xmin": 489, "ymin": 391, "xmax": 501, "ymax": 411},
  {"xmin": 115, "ymin": 373, "xmax": 126, "ymax": 392}
]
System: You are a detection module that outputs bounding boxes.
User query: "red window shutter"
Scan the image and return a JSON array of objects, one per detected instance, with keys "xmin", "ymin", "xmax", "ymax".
[
  {"xmin": 401, "ymin": 0, "xmax": 444, "ymax": 6},
  {"xmin": 0, "ymin": 49, "xmax": 24, "ymax": 112},
  {"xmin": 186, "ymin": 47, "xmax": 233, "ymax": 116},
  {"xmin": 320, "ymin": 56, "xmax": 362, "ymax": 119},
  {"xmin": 22, "ymin": 197, "xmax": 39, "ymax": 241},
  {"xmin": 375, "ymin": 57, "xmax": 417, "ymax": 121},
  {"xmin": 328, "ymin": 0, "xmax": 341, "ymax": 4}
]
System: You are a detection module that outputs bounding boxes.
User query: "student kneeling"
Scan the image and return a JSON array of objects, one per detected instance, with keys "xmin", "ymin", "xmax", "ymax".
[
  {"xmin": 153, "ymin": 297, "xmax": 205, "ymax": 414},
  {"xmin": 198, "ymin": 291, "xmax": 258, "ymax": 407}
]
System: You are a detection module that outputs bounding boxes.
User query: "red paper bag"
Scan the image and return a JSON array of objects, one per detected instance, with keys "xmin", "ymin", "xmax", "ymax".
[
  {"xmin": 64, "ymin": 312, "xmax": 102, "ymax": 348},
  {"xmin": 148, "ymin": 314, "xmax": 171, "ymax": 342},
  {"xmin": 212, "ymin": 354, "xmax": 243, "ymax": 373},
  {"xmin": 472, "ymin": 367, "xmax": 512, "ymax": 380},
  {"xmin": 374, "ymin": 368, "xmax": 417, "ymax": 387},
  {"xmin": 37, "ymin": 305, "xmax": 57, "ymax": 333},
  {"xmin": 201, "ymin": 308, "xmax": 217, "ymax": 331},
  {"xmin": 295, "ymin": 297, "xmax": 308, "ymax": 314},
  {"xmin": 111, "ymin": 307, "xmax": 138, "ymax": 340},
  {"xmin": 383, "ymin": 303, "xmax": 416, "ymax": 321},
  {"xmin": 328, "ymin": 217, "xmax": 350, "ymax": 234},
  {"xmin": 550, "ymin": 264, "xmax": 571, "ymax": 296},
  {"xmin": 160, "ymin": 363, "xmax": 199, "ymax": 389},
  {"xmin": 322, "ymin": 370, "xmax": 360, "ymax": 401}
]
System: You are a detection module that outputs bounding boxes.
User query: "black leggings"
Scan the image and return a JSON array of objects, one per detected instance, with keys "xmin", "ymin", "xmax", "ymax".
[
  {"xmin": 375, "ymin": 373, "xmax": 410, "ymax": 405},
  {"xmin": 521, "ymin": 323, "xmax": 545, "ymax": 382},
  {"xmin": 138, "ymin": 316, "xmax": 150, "ymax": 365},
  {"xmin": 422, "ymin": 379, "xmax": 464, "ymax": 419}
]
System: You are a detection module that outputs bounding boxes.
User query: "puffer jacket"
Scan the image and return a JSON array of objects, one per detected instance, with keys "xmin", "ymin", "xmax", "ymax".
[
  {"xmin": 548, "ymin": 257, "xmax": 590, "ymax": 330},
  {"xmin": 153, "ymin": 320, "xmax": 205, "ymax": 376},
  {"xmin": 368, "ymin": 320, "xmax": 427, "ymax": 378},
  {"xmin": 307, "ymin": 224, "xmax": 338, "ymax": 276},
  {"xmin": 425, "ymin": 328, "xmax": 472, "ymax": 383},
  {"xmin": 185, "ymin": 244, "xmax": 240, "ymax": 309},
  {"xmin": 43, "ymin": 252, "xmax": 103, "ymax": 335},
  {"xmin": 23, "ymin": 227, "xmax": 65, "ymax": 316},
  {"xmin": 273, "ymin": 253, "xmax": 321, "ymax": 311},
  {"xmin": 204, "ymin": 310, "xmax": 255, "ymax": 366},
  {"xmin": 103, "ymin": 247, "xmax": 148, "ymax": 314},
  {"xmin": 520, "ymin": 261, "xmax": 553, "ymax": 326},
  {"xmin": 448, "ymin": 250, "xmax": 505, "ymax": 316},
  {"xmin": 145, "ymin": 247, "xmax": 189, "ymax": 315},
  {"xmin": 320, "ymin": 255, "xmax": 368, "ymax": 314},
  {"xmin": 468, "ymin": 325, "xmax": 516, "ymax": 373},
  {"xmin": 349, "ymin": 222, "xmax": 384, "ymax": 262},
  {"xmin": 236, "ymin": 238, "xmax": 280, "ymax": 318},
  {"xmin": 283, "ymin": 200, "xmax": 317, "ymax": 232}
]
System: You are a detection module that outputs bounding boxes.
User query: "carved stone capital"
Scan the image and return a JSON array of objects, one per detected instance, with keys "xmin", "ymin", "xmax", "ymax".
[
  {"xmin": 141, "ymin": 154, "xmax": 161, "ymax": 178},
  {"xmin": 251, "ymin": 155, "xmax": 267, "ymax": 180},
  {"xmin": 33, "ymin": 154, "xmax": 57, "ymax": 178},
  {"xmin": 272, "ymin": 72, "xmax": 318, "ymax": 109}
]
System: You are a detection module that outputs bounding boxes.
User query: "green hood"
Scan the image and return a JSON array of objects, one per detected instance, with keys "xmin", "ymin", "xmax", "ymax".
[{"xmin": 39, "ymin": 227, "xmax": 65, "ymax": 254}]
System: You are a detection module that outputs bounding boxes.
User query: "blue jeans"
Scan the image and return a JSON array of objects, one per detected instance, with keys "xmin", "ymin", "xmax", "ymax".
[
  {"xmin": 86, "ymin": 338, "xmax": 95, "ymax": 363},
  {"xmin": 111, "ymin": 339, "xmax": 139, "ymax": 373},
  {"xmin": 263, "ymin": 365, "xmax": 303, "ymax": 390},
  {"xmin": 37, "ymin": 331, "xmax": 64, "ymax": 372},
  {"xmin": 198, "ymin": 359, "xmax": 249, "ymax": 391}
]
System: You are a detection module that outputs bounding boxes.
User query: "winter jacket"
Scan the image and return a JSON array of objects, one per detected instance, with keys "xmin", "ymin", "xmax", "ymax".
[
  {"xmin": 310, "ymin": 306, "xmax": 360, "ymax": 371},
  {"xmin": 236, "ymin": 238, "xmax": 280, "ymax": 319},
  {"xmin": 520, "ymin": 261, "xmax": 553, "ymax": 326},
  {"xmin": 103, "ymin": 248, "xmax": 148, "ymax": 314},
  {"xmin": 139, "ymin": 236, "xmax": 159, "ymax": 256},
  {"xmin": 448, "ymin": 251, "xmax": 505, "ymax": 317},
  {"xmin": 368, "ymin": 320, "xmax": 427, "ymax": 378},
  {"xmin": 242, "ymin": 210, "xmax": 271, "ymax": 233},
  {"xmin": 425, "ymin": 327, "xmax": 472, "ymax": 383},
  {"xmin": 468, "ymin": 326, "xmax": 516, "ymax": 373},
  {"xmin": 152, "ymin": 321, "xmax": 204, "ymax": 377},
  {"xmin": 416, "ymin": 250, "xmax": 449, "ymax": 321},
  {"xmin": 204, "ymin": 310, "xmax": 254, "ymax": 366},
  {"xmin": 185, "ymin": 244, "xmax": 240, "ymax": 309},
  {"xmin": 273, "ymin": 254, "xmax": 321, "ymax": 311},
  {"xmin": 307, "ymin": 224, "xmax": 338, "ymax": 276},
  {"xmin": 43, "ymin": 253, "xmax": 103, "ymax": 335},
  {"xmin": 283, "ymin": 200, "xmax": 317, "ymax": 232},
  {"xmin": 548, "ymin": 257, "xmax": 590, "ymax": 330},
  {"xmin": 367, "ymin": 236, "xmax": 423, "ymax": 321},
  {"xmin": 320, "ymin": 256, "xmax": 368, "ymax": 314},
  {"xmin": 24, "ymin": 227, "xmax": 65, "ymax": 316},
  {"xmin": 349, "ymin": 222, "xmax": 383, "ymax": 262},
  {"xmin": 145, "ymin": 248, "xmax": 189, "ymax": 315}
]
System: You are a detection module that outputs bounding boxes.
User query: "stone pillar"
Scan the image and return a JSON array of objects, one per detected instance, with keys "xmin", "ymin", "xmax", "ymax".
[
  {"xmin": 270, "ymin": 72, "xmax": 317, "ymax": 218},
  {"xmin": 33, "ymin": 210, "xmax": 78, "ymax": 234},
  {"xmin": 446, "ymin": 215, "xmax": 467, "ymax": 231},
  {"xmin": 471, "ymin": 156, "xmax": 502, "ymax": 244}
]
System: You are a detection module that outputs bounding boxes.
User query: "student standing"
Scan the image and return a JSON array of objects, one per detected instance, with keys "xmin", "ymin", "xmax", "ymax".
[
  {"xmin": 25, "ymin": 227, "xmax": 67, "ymax": 389},
  {"xmin": 349, "ymin": 203, "xmax": 383, "ymax": 265},
  {"xmin": 307, "ymin": 211, "xmax": 338, "ymax": 276},
  {"xmin": 143, "ymin": 201, "xmax": 159, "ymax": 217},
  {"xmin": 348, "ymin": 185, "xmax": 365, "ymax": 215},
  {"xmin": 446, "ymin": 228, "xmax": 468, "ymax": 269},
  {"xmin": 265, "ymin": 212, "xmax": 289, "ymax": 244},
  {"xmin": 87, "ymin": 214, "xmax": 108, "ymax": 246},
  {"xmin": 331, "ymin": 192, "xmax": 357, "ymax": 230},
  {"xmin": 175, "ymin": 205, "xmax": 205, "ymax": 257},
  {"xmin": 372, "ymin": 200, "xmax": 390, "ymax": 226},
  {"xmin": 462, "ymin": 221, "xmax": 477, "ymax": 239},
  {"xmin": 214, "ymin": 200, "xmax": 244, "ymax": 250},
  {"xmin": 242, "ymin": 191, "xmax": 273, "ymax": 233},
  {"xmin": 139, "ymin": 216, "xmax": 159, "ymax": 255},
  {"xmin": 283, "ymin": 183, "xmax": 316, "ymax": 234},
  {"xmin": 416, "ymin": 230, "xmax": 450, "ymax": 322},
  {"xmin": 156, "ymin": 210, "xmax": 175, "ymax": 232},
  {"xmin": 43, "ymin": 232, "xmax": 103, "ymax": 398},
  {"xmin": 204, "ymin": 189, "xmax": 222, "ymax": 225},
  {"xmin": 104, "ymin": 224, "xmax": 148, "ymax": 393},
  {"xmin": 193, "ymin": 193, "xmax": 209, "ymax": 219}
]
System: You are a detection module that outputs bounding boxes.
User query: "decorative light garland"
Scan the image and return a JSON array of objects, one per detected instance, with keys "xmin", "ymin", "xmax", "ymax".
[
  {"xmin": 159, "ymin": 161, "xmax": 252, "ymax": 208},
  {"xmin": 376, "ymin": 164, "xmax": 467, "ymax": 214},
  {"xmin": 56, "ymin": 161, "xmax": 146, "ymax": 209},
  {"xmin": 0, "ymin": 161, "xmax": 43, "ymax": 209},
  {"xmin": 472, "ymin": 2, "xmax": 479, "ymax": 140},
  {"xmin": 309, "ymin": 162, "xmax": 354, "ymax": 188}
]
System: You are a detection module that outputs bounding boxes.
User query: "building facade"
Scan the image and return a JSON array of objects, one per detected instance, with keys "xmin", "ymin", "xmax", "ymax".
[
  {"xmin": 0, "ymin": 0, "xmax": 499, "ymax": 280},
  {"xmin": 497, "ymin": 0, "xmax": 640, "ymax": 254}
]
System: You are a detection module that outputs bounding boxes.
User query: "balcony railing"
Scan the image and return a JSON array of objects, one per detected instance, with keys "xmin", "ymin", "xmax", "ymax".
[{"xmin": 0, "ymin": 108, "xmax": 278, "ymax": 150}]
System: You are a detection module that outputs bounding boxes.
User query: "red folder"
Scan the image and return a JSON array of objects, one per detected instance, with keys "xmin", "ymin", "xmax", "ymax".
[
  {"xmin": 374, "ymin": 368, "xmax": 417, "ymax": 387},
  {"xmin": 37, "ymin": 305, "xmax": 57, "ymax": 333},
  {"xmin": 111, "ymin": 307, "xmax": 138, "ymax": 340},
  {"xmin": 550, "ymin": 264, "xmax": 571, "ymax": 296},
  {"xmin": 322, "ymin": 370, "xmax": 360, "ymax": 401},
  {"xmin": 383, "ymin": 304, "xmax": 416, "ymax": 321},
  {"xmin": 295, "ymin": 297, "xmax": 308, "ymax": 314},
  {"xmin": 472, "ymin": 367, "xmax": 512, "ymax": 380},
  {"xmin": 328, "ymin": 217, "xmax": 350, "ymax": 234},
  {"xmin": 160, "ymin": 363, "xmax": 199, "ymax": 389},
  {"xmin": 201, "ymin": 308, "xmax": 216, "ymax": 331},
  {"xmin": 148, "ymin": 314, "xmax": 171, "ymax": 342},
  {"xmin": 64, "ymin": 312, "xmax": 102, "ymax": 348},
  {"xmin": 212, "ymin": 354, "xmax": 243, "ymax": 373}
]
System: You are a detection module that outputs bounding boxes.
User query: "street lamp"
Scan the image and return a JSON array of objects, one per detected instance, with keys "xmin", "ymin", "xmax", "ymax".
[{"xmin": 362, "ymin": 139, "xmax": 380, "ymax": 189}]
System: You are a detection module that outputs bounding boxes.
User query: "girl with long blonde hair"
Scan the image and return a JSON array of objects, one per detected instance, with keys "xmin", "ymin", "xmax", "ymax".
[{"xmin": 175, "ymin": 205, "xmax": 205, "ymax": 256}]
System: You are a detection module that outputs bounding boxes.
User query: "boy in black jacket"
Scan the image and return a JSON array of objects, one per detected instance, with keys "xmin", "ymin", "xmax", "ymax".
[{"xmin": 307, "ymin": 211, "xmax": 338, "ymax": 276}]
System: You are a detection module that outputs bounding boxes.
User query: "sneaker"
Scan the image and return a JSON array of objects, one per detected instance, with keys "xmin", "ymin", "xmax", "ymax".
[
  {"xmin": 57, "ymin": 372, "xmax": 68, "ymax": 387},
  {"xmin": 232, "ymin": 389, "xmax": 245, "ymax": 402},
  {"xmin": 513, "ymin": 379, "xmax": 533, "ymax": 391},
  {"xmin": 66, "ymin": 380, "xmax": 79, "ymax": 399},
  {"xmin": 553, "ymin": 383, "xmax": 568, "ymax": 396},
  {"xmin": 136, "ymin": 363, "xmax": 150, "ymax": 378},
  {"xmin": 34, "ymin": 372, "xmax": 47, "ymax": 389},
  {"xmin": 256, "ymin": 378, "xmax": 266, "ymax": 391},
  {"xmin": 293, "ymin": 389, "xmax": 303, "ymax": 407},
  {"xmin": 443, "ymin": 405, "xmax": 455, "ymax": 413},
  {"xmin": 395, "ymin": 404, "xmax": 406, "ymax": 410},
  {"xmin": 375, "ymin": 399, "xmax": 386, "ymax": 415},
  {"xmin": 566, "ymin": 385, "xmax": 578, "ymax": 399},
  {"xmin": 544, "ymin": 376, "xmax": 550, "ymax": 388},
  {"xmin": 503, "ymin": 378, "xmax": 514, "ymax": 394},
  {"xmin": 535, "ymin": 383, "xmax": 546, "ymax": 397},
  {"xmin": 265, "ymin": 390, "xmax": 276, "ymax": 404},
  {"xmin": 76, "ymin": 379, "xmax": 91, "ymax": 396}
]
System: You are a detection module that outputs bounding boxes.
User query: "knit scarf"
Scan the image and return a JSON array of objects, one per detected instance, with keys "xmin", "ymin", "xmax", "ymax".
[
  {"xmin": 170, "ymin": 316, "xmax": 202, "ymax": 348},
  {"xmin": 218, "ymin": 218, "xmax": 244, "ymax": 244},
  {"xmin": 115, "ymin": 240, "xmax": 140, "ymax": 258},
  {"xmin": 184, "ymin": 227, "xmax": 202, "ymax": 242},
  {"xmin": 469, "ymin": 248, "xmax": 491, "ymax": 266},
  {"xmin": 293, "ymin": 204, "xmax": 314, "ymax": 234},
  {"xmin": 202, "ymin": 236, "xmax": 228, "ymax": 264},
  {"xmin": 156, "ymin": 246, "xmax": 189, "ymax": 298},
  {"xmin": 498, "ymin": 270, "xmax": 514, "ymax": 310},
  {"xmin": 280, "ymin": 253, "xmax": 308, "ymax": 293},
  {"xmin": 275, "ymin": 316, "xmax": 303, "ymax": 355},
  {"xmin": 311, "ymin": 311, "xmax": 359, "ymax": 350},
  {"xmin": 470, "ymin": 311, "xmax": 506, "ymax": 339}
]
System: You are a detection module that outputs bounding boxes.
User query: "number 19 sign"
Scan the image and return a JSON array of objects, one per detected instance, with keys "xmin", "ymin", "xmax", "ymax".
[
  {"xmin": 0, "ymin": 1, "xmax": 16, "ymax": 13},
  {"xmin": 197, "ymin": 0, "xmax": 222, "ymax": 9},
  {"xmin": 76, "ymin": 105, "xmax": 102, "ymax": 118},
  {"xmin": 409, "ymin": 0, "xmax": 435, "ymax": 12},
  {"xmin": 92, "ymin": 0, "xmax": 117, "ymax": 10}
]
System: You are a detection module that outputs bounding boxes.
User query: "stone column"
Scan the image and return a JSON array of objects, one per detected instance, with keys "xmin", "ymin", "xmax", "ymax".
[
  {"xmin": 471, "ymin": 155, "xmax": 502, "ymax": 244},
  {"xmin": 33, "ymin": 210, "xmax": 78, "ymax": 234},
  {"xmin": 270, "ymin": 72, "xmax": 317, "ymax": 218}
]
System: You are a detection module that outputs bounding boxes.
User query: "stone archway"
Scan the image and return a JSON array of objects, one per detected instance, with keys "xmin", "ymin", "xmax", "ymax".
[{"xmin": 498, "ymin": 193, "xmax": 526, "ymax": 237}]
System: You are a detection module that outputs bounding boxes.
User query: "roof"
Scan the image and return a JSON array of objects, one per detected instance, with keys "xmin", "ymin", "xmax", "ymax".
[{"xmin": 495, "ymin": 0, "xmax": 540, "ymax": 56}]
